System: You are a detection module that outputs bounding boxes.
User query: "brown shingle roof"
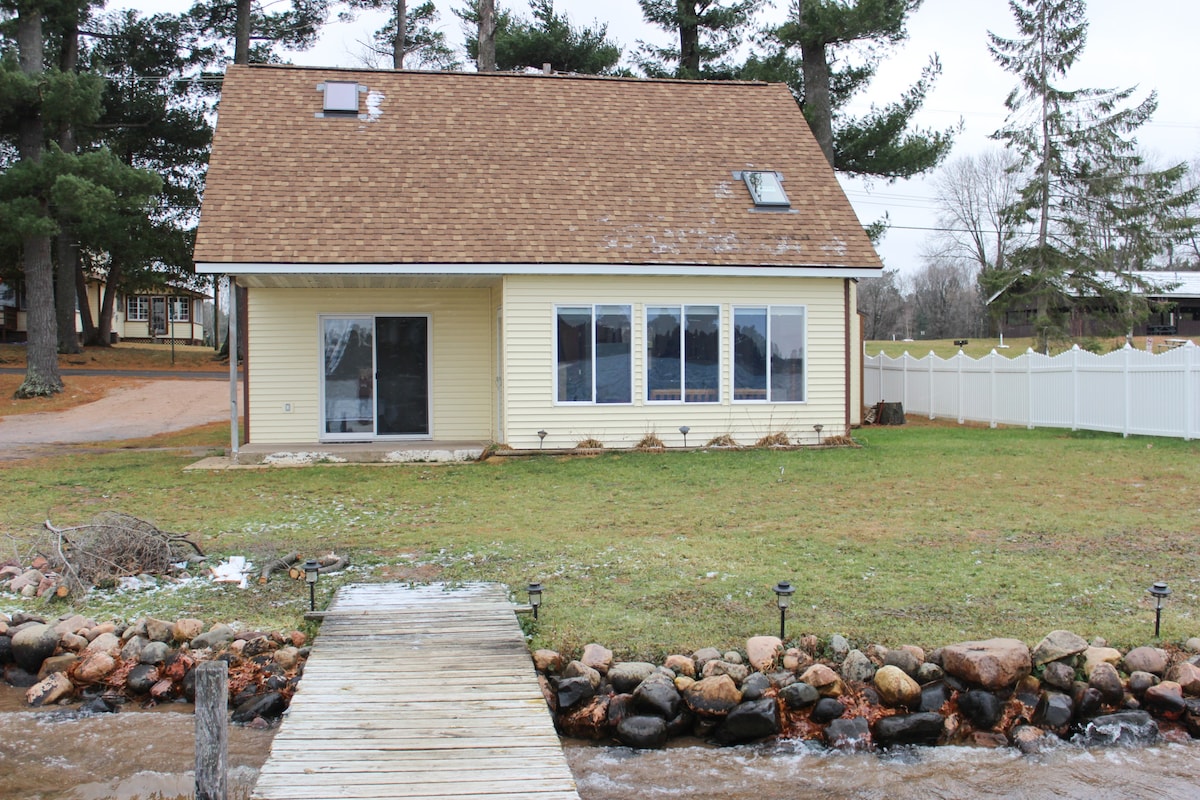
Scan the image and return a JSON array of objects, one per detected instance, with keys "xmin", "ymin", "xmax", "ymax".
[{"xmin": 194, "ymin": 64, "xmax": 881, "ymax": 270}]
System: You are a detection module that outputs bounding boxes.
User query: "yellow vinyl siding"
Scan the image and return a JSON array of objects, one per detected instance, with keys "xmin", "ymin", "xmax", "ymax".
[
  {"xmin": 501, "ymin": 274, "xmax": 850, "ymax": 450},
  {"xmin": 246, "ymin": 287, "xmax": 494, "ymax": 444}
]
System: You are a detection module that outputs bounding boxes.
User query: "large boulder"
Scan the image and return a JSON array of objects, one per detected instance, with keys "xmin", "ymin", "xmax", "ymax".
[
  {"xmin": 940, "ymin": 639, "xmax": 1031, "ymax": 690},
  {"xmin": 26, "ymin": 672, "xmax": 73, "ymax": 707},
  {"xmin": 779, "ymin": 681, "xmax": 820, "ymax": 710},
  {"xmin": 1031, "ymin": 630, "xmax": 1088, "ymax": 666},
  {"xmin": 1077, "ymin": 710, "xmax": 1158, "ymax": 747},
  {"xmin": 1083, "ymin": 646, "xmax": 1123, "ymax": 677},
  {"xmin": 1034, "ymin": 692, "xmax": 1075, "ymax": 733},
  {"xmin": 562, "ymin": 661, "xmax": 603, "ymax": 691},
  {"xmin": 73, "ymin": 652, "xmax": 117, "ymax": 684},
  {"xmin": 11, "ymin": 624, "xmax": 59, "ymax": 673},
  {"xmin": 682, "ymin": 675, "xmax": 742, "ymax": 718},
  {"xmin": 533, "ymin": 649, "xmax": 564, "ymax": 674},
  {"xmin": 633, "ymin": 675, "xmax": 682, "ymax": 720},
  {"xmin": 713, "ymin": 698, "xmax": 780, "ymax": 745},
  {"xmin": 608, "ymin": 662, "xmax": 657, "ymax": 694},
  {"xmin": 840, "ymin": 650, "xmax": 876, "ymax": 683},
  {"xmin": 873, "ymin": 665, "xmax": 920, "ymax": 708}
]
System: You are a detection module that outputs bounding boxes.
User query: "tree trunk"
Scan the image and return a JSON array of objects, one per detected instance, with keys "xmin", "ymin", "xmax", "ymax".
[
  {"xmin": 799, "ymin": 37, "xmax": 835, "ymax": 168},
  {"xmin": 95, "ymin": 261, "xmax": 121, "ymax": 348},
  {"xmin": 478, "ymin": 0, "xmax": 496, "ymax": 72},
  {"xmin": 55, "ymin": 17, "xmax": 81, "ymax": 354},
  {"xmin": 677, "ymin": 0, "xmax": 700, "ymax": 76},
  {"xmin": 393, "ymin": 0, "xmax": 406, "ymax": 69},
  {"xmin": 235, "ymin": 0, "xmax": 251, "ymax": 64},
  {"xmin": 16, "ymin": 9, "xmax": 63, "ymax": 398},
  {"xmin": 74, "ymin": 258, "xmax": 99, "ymax": 345}
]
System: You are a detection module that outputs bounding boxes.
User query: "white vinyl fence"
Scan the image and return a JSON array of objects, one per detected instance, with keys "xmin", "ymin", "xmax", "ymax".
[{"xmin": 865, "ymin": 342, "xmax": 1200, "ymax": 440}]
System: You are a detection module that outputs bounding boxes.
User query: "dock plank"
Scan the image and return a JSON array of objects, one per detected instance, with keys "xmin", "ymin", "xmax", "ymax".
[{"xmin": 251, "ymin": 583, "xmax": 579, "ymax": 800}]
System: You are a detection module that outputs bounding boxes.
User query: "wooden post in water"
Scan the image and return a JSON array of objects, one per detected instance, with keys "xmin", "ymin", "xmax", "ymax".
[{"xmin": 195, "ymin": 660, "xmax": 229, "ymax": 800}]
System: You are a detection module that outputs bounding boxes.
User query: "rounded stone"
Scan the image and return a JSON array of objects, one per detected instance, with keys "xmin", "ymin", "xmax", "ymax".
[
  {"xmin": 1123, "ymin": 647, "xmax": 1169, "ymax": 677},
  {"xmin": 873, "ymin": 665, "xmax": 921, "ymax": 708},
  {"xmin": 746, "ymin": 636, "xmax": 782, "ymax": 673},
  {"xmin": 811, "ymin": 696, "xmax": 845, "ymax": 723},
  {"xmin": 609, "ymin": 662, "xmax": 657, "ymax": 694},
  {"xmin": 1031, "ymin": 630, "xmax": 1089, "ymax": 666},
  {"xmin": 840, "ymin": 649, "xmax": 876, "ymax": 683},
  {"xmin": 581, "ymin": 643, "xmax": 614, "ymax": 675},
  {"xmin": 1042, "ymin": 661, "xmax": 1076, "ymax": 691},
  {"xmin": 11, "ymin": 624, "xmax": 59, "ymax": 673},
  {"xmin": 616, "ymin": 715, "xmax": 668, "ymax": 749},
  {"xmin": 664, "ymin": 654, "xmax": 696, "ymax": 678},
  {"xmin": 779, "ymin": 681, "xmax": 820, "ymax": 709},
  {"xmin": 533, "ymin": 649, "xmax": 564, "ymax": 673},
  {"xmin": 682, "ymin": 674, "xmax": 742, "ymax": 718},
  {"xmin": 1088, "ymin": 662, "xmax": 1125, "ymax": 705},
  {"xmin": 1128, "ymin": 671, "xmax": 1158, "ymax": 696}
]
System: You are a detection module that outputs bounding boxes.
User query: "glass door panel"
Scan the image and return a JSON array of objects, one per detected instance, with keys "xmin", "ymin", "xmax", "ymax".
[
  {"xmin": 375, "ymin": 316, "xmax": 429, "ymax": 436},
  {"xmin": 322, "ymin": 317, "xmax": 375, "ymax": 436}
]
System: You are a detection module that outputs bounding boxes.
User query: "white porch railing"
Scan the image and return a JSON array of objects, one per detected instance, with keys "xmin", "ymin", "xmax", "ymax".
[{"xmin": 864, "ymin": 342, "xmax": 1200, "ymax": 440}]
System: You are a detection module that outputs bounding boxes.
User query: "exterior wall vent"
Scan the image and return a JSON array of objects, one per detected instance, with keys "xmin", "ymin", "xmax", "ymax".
[{"xmin": 317, "ymin": 81, "xmax": 366, "ymax": 118}]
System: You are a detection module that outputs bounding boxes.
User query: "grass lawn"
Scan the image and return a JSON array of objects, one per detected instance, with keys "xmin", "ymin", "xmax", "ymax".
[{"xmin": 2, "ymin": 418, "xmax": 1197, "ymax": 661}]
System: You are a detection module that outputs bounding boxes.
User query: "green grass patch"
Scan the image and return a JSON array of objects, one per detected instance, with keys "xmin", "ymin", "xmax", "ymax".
[{"xmin": 2, "ymin": 423, "xmax": 1197, "ymax": 660}]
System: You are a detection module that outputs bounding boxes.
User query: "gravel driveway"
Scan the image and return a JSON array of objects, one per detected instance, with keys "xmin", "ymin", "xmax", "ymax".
[{"xmin": 0, "ymin": 379, "xmax": 228, "ymax": 459}]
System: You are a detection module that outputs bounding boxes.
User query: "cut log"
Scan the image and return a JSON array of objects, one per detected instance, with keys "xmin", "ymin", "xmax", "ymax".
[
  {"xmin": 317, "ymin": 556, "xmax": 347, "ymax": 574},
  {"xmin": 258, "ymin": 551, "xmax": 299, "ymax": 585}
]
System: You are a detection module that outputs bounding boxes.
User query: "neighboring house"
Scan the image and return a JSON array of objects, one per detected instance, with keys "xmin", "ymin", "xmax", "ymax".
[
  {"xmin": 0, "ymin": 277, "xmax": 210, "ymax": 345},
  {"xmin": 193, "ymin": 64, "xmax": 882, "ymax": 451},
  {"xmin": 988, "ymin": 270, "xmax": 1200, "ymax": 339}
]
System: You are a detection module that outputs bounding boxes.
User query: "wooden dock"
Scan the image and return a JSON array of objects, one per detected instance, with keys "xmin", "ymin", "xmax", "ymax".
[{"xmin": 251, "ymin": 583, "xmax": 581, "ymax": 800}]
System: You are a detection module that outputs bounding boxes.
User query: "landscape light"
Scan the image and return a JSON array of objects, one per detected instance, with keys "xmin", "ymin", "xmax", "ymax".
[
  {"xmin": 1148, "ymin": 581, "xmax": 1171, "ymax": 637},
  {"xmin": 304, "ymin": 559, "xmax": 320, "ymax": 612},
  {"xmin": 679, "ymin": 426, "xmax": 690, "ymax": 447},
  {"xmin": 527, "ymin": 582, "xmax": 544, "ymax": 620},
  {"xmin": 537, "ymin": 430, "xmax": 547, "ymax": 449},
  {"xmin": 773, "ymin": 580, "xmax": 796, "ymax": 641},
  {"xmin": 813, "ymin": 424, "xmax": 824, "ymax": 445}
]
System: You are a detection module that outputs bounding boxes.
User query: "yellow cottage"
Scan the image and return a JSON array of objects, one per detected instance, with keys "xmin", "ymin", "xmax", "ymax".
[{"xmin": 194, "ymin": 64, "xmax": 881, "ymax": 457}]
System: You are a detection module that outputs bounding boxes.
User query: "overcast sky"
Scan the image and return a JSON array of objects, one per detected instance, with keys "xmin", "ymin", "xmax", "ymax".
[{"xmin": 140, "ymin": 0, "xmax": 1200, "ymax": 274}]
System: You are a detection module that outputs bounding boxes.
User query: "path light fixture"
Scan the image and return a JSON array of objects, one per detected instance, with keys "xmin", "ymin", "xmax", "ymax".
[
  {"xmin": 679, "ymin": 426, "xmax": 690, "ymax": 447},
  {"xmin": 537, "ymin": 430, "xmax": 547, "ymax": 449},
  {"xmin": 527, "ymin": 582, "xmax": 544, "ymax": 620},
  {"xmin": 304, "ymin": 559, "xmax": 320, "ymax": 612},
  {"xmin": 773, "ymin": 580, "xmax": 795, "ymax": 641},
  {"xmin": 1148, "ymin": 581, "xmax": 1171, "ymax": 637},
  {"xmin": 813, "ymin": 424, "xmax": 824, "ymax": 445}
]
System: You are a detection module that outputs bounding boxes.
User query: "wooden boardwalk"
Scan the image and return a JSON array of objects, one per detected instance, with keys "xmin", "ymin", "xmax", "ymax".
[{"xmin": 251, "ymin": 583, "xmax": 581, "ymax": 800}]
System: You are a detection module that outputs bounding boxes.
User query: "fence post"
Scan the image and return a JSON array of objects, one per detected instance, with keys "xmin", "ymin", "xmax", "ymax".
[
  {"xmin": 989, "ymin": 349, "xmax": 997, "ymax": 428},
  {"xmin": 195, "ymin": 660, "xmax": 229, "ymax": 800},
  {"xmin": 1070, "ymin": 344, "xmax": 1079, "ymax": 432},
  {"xmin": 927, "ymin": 351, "xmax": 935, "ymax": 420},
  {"xmin": 1122, "ymin": 343, "xmax": 1132, "ymax": 438},
  {"xmin": 901, "ymin": 352, "xmax": 909, "ymax": 414},
  {"xmin": 1025, "ymin": 348, "xmax": 1034, "ymax": 430},
  {"xmin": 956, "ymin": 350, "xmax": 964, "ymax": 424}
]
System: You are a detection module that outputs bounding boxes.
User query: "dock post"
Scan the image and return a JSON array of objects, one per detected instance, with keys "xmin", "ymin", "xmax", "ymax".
[{"xmin": 195, "ymin": 660, "xmax": 229, "ymax": 800}]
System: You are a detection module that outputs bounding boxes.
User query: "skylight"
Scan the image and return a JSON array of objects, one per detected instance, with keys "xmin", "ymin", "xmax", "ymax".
[
  {"xmin": 741, "ymin": 171, "xmax": 790, "ymax": 208},
  {"xmin": 321, "ymin": 81, "xmax": 361, "ymax": 115}
]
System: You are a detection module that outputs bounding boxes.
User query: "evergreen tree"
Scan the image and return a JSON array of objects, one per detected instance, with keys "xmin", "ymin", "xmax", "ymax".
[
  {"xmin": 183, "ymin": 0, "xmax": 330, "ymax": 67},
  {"xmin": 635, "ymin": 0, "xmax": 755, "ymax": 79},
  {"xmin": 458, "ymin": 1, "xmax": 622, "ymax": 75},
  {"xmin": 988, "ymin": 0, "xmax": 1198, "ymax": 344},
  {"xmin": 342, "ymin": 0, "xmax": 458, "ymax": 69},
  {"xmin": 768, "ymin": 0, "xmax": 954, "ymax": 178}
]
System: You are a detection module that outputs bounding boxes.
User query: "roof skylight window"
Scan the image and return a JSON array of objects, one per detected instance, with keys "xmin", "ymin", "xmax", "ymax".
[
  {"xmin": 320, "ymin": 81, "xmax": 362, "ymax": 116},
  {"xmin": 741, "ymin": 171, "xmax": 790, "ymax": 208}
]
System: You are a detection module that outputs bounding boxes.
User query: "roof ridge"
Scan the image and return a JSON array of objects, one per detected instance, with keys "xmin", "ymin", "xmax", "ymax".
[{"xmin": 233, "ymin": 62, "xmax": 776, "ymax": 88}]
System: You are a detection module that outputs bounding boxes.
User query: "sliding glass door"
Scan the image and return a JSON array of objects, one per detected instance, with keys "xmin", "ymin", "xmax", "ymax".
[{"xmin": 321, "ymin": 315, "xmax": 429, "ymax": 439}]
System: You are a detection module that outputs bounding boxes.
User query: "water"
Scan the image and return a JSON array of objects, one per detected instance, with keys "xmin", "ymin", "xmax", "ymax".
[
  {"xmin": 564, "ymin": 736, "xmax": 1200, "ymax": 800},
  {"xmin": 0, "ymin": 687, "xmax": 274, "ymax": 800},
  {"xmin": 5, "ymin": 684, "xmax": 1200, "ymax": 800}
]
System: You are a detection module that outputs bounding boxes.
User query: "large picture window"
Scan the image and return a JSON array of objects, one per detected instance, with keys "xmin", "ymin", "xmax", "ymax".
[
  {"xmin": 733, "ymin": 306, "xmax": 805, "ymax": 402},
  {"xmin": 646, "ymin": 305, "xmax": 719, "ymax": 402},
  {"xmin": 556, "ymin": 305, "xmax": 631, "ymax": 404}
]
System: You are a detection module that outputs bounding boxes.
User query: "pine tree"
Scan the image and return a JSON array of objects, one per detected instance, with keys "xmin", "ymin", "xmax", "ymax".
[
  {"xmin": 458, "ymin": 1, "xmax": 621, "ymax": 75},
  {"xmin": 342, "ymin": 0, "xmax": 459, "ymax": 69},
  {"xmin": 636, "ymin": 0, "xmax": 756, "ymax": 79}
]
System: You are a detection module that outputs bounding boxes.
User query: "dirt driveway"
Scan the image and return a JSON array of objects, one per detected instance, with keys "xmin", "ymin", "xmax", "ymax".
[{"xmin": 0, "ymin": 379, "xmax": 228, "ymax": 459}]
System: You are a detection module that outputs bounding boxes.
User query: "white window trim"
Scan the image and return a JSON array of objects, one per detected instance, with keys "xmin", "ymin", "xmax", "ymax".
[
  {"xmin": 731, "ymin": 304, "xmax": 808, "ymax": 404},
  {"xmin": 127, "ymin": 296, "xmax": 149, "ymax": 321},
  {"xmin": 553, "ymin": 304, "xmax": 634, "ymax": 406},
  {"xmin": 644, "ymin": 304, "xmax": 722, "ymax": 405},
  {"xmin": 169, "ymin": 297, "xmax": 190, "ymax": 322}
]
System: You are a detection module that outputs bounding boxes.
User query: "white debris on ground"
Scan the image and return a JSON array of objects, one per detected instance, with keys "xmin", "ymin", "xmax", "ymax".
[
  {"xmin": 211, "ymin": 556, "xmax": 253, "ymax": 589},
  {"xmin": 262, "ymin": 452, "xmax": 348, "ymax": 466}
]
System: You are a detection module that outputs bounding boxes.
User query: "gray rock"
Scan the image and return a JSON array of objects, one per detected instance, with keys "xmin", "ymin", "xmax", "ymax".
[
  {"xmin": 916, "ymin": 662, "xmax": 945, "ymax": 683},
  {"xmin": 11, "ymin": 624, "xmax": 59, "ymax": 673},
  {"xmin": 191, "ymin": 624, "xmax": 235, "ymax": 650},
  {"xmin": 1128, "ymin": 671, "xmax": 1158, "ymax": 696},
  {"xmin": 702, "ymin": 660, "xmax": 750, "ymax": 684},
  {"xmin": 828, "ymin": 635, "xmax": 851, "ymax": 661},
  {"xmin": 606, "ymin": 693, "xmax": 636, "ymax": 729},
  {"xmin": 1042, "ymin": 661, "xmax": 1076, "ymax": 691},
  {"xmin": 139, "ymin": 641, "xmax": 172, "ymax": 665},
  {"xmin": 144, "ymin": 618, "xmax": 173, "ymax": 643},
  {"xmin": 779, "ymin": 681, "xmax": 820, "ymax": 709},
  {"xmin": 840, "ymin": 649, "xmax": 876, "ymax": 683},
  {"xmin": 740, "ymin": 672, "xmax": 771, "ymax": 701},
  {"xmin": 1186, "ymin": 637, "xmax": 1200, "ymax": 654},
  {"xmin": 692, "ymin": 647, "xmax": 722, "ymax": 671},
  {"xmin": 126, "ymin": 663, "xmax": 159, "ymax": 694},
  {"xmin": 1123, "ymin": 647, "xmax": 1169, "ymax": 677},
  {"xmin": 10, "ymin": 613, "xmax": 45, "ymax": 626},
  {"xmin": 958, "ymin": 690, "xmax": 1002, "ymax": 730},
  {"xmin": 0, "ymin": 634, "xmax": 11, "ymax": 666},
  {"xmin": 1035, "ymin": 692, "xmax": 1075, "ymax": 731},
  {"xmin": 1077, "ymin": 710, "xmax": 1158, "ymax": 747},
  {"xmin": 120, "ymin": 635, "xmax": 149, "ymax": 662},
  {"xmin": 1031, "ymin": 630, "xmax": 1089, "ymax": 666},
  {"xmin": 919, "ymin": 682, "xmax": 951, "ymax": 714},
  {"xmin": 616, "ymin": 715, "xmax": 668, "ymax": 749},
  {"xmin": 231, "ymin": 692, "xmax": 287, "ymax": 723},
  {"xmin": 722, "ymin": 651, "xmax": 743, "ymax": 665},
  {"xmin": 1011, "ymin": 724, "xmax": 1049, "ymax": 754},
  {"xmin": 4, "ymin": 664, "xmax": 38, "ymax": 687},
  {"xmin": 884, "ymin": 649, "xmax": 921, "ymax": 679},
  {"xmin": 608, "ymin": 662, "xmax": 657, "ymax": 694},
  {"xmin": 1143, "ymin": 681, "xmax": 1186, "ymax": 716},
  {"xmin": 811, "ymin": 697, "xmax": 845, "ymax": 723},
  {"xmin": 633, "ymin": 675, "xmax": 681, "ymax": 720},
  {"xmin": 873, "ymin": 712, "xmax": 944, "ymax": 747},
  {"xmin": 1075, "ymin": 686, "xmax": 1103, "ymax": 719},
  {"xmin": 556, "ymin": 676, "xmax": 596, "ymax": 709},
  {"xmin": 37, "ymin": 653, "xmax": 78, "ymax": 679},
  {"xmin": 562, "ymin": 661, "xmax": 603, "ymax": 690},
  {"xmin": 825, "ymin": 717, "xmax": 871, "ymax": 750},
  {"xmin": 713, "ymin": 698, "xmax": 780, "ymax": 745}
]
